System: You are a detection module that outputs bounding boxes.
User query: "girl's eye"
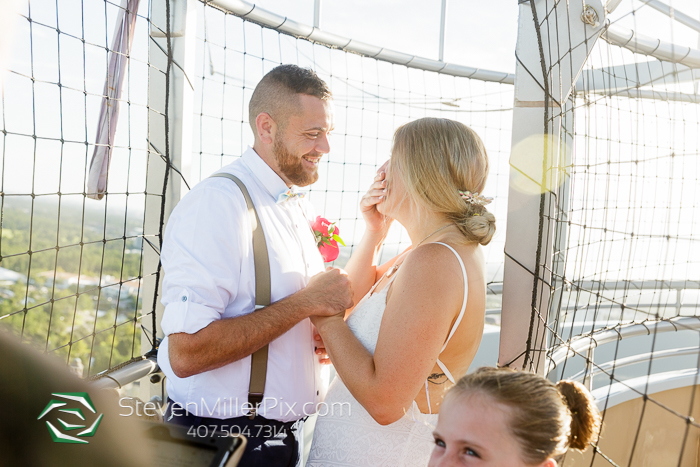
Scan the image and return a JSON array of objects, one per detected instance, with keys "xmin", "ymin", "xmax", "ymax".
[
  {"xmin": 434, "ymin": 438, "xmax": 446, "ymax": 448},
  {"xmin": 464, "ymin": 448, "xmax": 480, "ymax": 458}
]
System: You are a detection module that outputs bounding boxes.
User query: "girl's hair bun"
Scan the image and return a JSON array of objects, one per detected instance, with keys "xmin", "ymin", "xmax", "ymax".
[{"xmin": 556, "ymin": 380, "xmax": 602, "ymax": 450}]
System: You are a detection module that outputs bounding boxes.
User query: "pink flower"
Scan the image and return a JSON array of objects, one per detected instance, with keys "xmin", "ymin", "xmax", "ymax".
[
  {"xmin": 312, "ymin": 216, "xmax": 345, "ymax": 263},
  {"xmin": 312, "ymin": 216, "xmax": 331, "ymax": 237},
  {"xmin": 319, "ymin": 239, "xmax": 339, "ymax": 262}
]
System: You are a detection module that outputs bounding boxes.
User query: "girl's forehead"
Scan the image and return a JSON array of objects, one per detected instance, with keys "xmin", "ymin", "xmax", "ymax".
[
  {"xmin": 452, "ymin": 391, "xmax": 514, "ymax": 421},
  {"xmin": 436, "ymin": 393, "xmax": 528, "ymax": 461}
]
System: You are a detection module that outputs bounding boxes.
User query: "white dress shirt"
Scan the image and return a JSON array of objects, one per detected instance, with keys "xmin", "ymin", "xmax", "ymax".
[{"xmin": 158, "ymin": 147, "xmax": 326, "ymax": 422}]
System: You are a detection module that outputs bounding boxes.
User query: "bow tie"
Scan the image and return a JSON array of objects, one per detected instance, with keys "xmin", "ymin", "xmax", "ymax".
[{"xmin": 277, "ymin": 188, "xmax": 307, "ymax": 204}]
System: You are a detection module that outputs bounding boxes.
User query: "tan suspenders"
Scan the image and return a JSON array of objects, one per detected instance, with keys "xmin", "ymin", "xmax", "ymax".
[{"xmin": 209, "ymin": 173, "xmax": 270, "ymax": 418}]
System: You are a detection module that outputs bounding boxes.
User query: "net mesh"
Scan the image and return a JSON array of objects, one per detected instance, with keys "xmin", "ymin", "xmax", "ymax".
[
  {"xmin": 520, "ymin": 1, "xmax": 700, "ymax": 465},
  {"xmin": 4, "ymin": 0, "xmax": 700, "ymax": 462},
  {"xmin": 0, "ymin": 0, "xmax": 170, "ymax": 378},
  {"xmin": 191, "ymin": 0, "xmax": 513, "ymax": 315},
  {"xmin": 0, "ymin": 0, "xmax": 513, "ymax": 379}
]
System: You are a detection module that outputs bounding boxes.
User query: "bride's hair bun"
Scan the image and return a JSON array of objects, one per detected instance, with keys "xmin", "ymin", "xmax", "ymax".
[{"xmin": 457, "ymin": 205, "xmax": 496, "ymax": 245}]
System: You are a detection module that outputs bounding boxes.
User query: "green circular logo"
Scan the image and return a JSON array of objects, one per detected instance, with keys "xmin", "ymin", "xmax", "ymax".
[{"xmin": 37, "ymin": 392, "xmax": 104, "ymax": 444}]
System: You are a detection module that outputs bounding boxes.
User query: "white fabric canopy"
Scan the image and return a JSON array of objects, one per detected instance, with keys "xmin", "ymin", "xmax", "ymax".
[{"xmin": 87, "ymin": 0, "xmax": 140, "ymax": 200}]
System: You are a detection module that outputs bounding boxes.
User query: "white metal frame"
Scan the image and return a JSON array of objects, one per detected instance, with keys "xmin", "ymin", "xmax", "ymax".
[
  {"xmin": 91, "ymin": 357, "xmax": 159, "ymax": 390},
  {"xmin": 88, "ymin": 0, "xmax": 700, "ymax": 391},
  {"xmin": 575, "ymin": 60, "xmax": 700, "ymax": 94},
  {"xmin": 638, "ymin": 0, "xmax": 700, "ymax": 33},
  {"xmin": 135, "ymin": 0, "xmax": 197, "ymax": 401},
  {"xmin": 592, "ymin": 368, "xmax": 699, "ymax": 409},
  {"xmin": 313, "ymin": 0, "xmax": 321, "ymax": 29},
  {"xmin": 438, "ymin": 0, "xmax": 448, "ymax": 62},
  {"xmin": 499, "ymin": 0, "xmax": 607, "ymax": 371},
  {"xmin": 547, "ymin": 316, "xmax": 700, "ymax": 371},
  {"xmin": 547, "ymin": 316, "xmax": 700, "ymax": 395},
  {"xmin": 567, "ymin": 346, "xmax": 700, "ymax": 384},
  {"xmin": 604, "ymin": 25, "xmax": 700, "ymax": 68},
  {"xmin": 600, "ymin": 0, "xmax": 700, "ymax": 103},
  {"xmin": 208, "ymin": 0, "xmax": 515, "ymax": 84}
]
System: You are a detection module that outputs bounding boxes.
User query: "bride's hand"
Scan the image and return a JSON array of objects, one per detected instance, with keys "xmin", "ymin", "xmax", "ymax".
[
  {"xmin": 360, "ymin": 162, "xmax": 393, "ymax": 235},
  {"xmin": 313, "ymin": 329, "xmax": 331, "ymax": 365},
  {"xmin": 310, "ymin": 312, "xmax": 344, "ymax": 337}
]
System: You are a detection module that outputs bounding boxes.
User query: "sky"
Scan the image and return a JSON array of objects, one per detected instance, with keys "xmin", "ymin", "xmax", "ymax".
[
  {"xmin": 241, "ymin": 0, "xmax": 700, "ymax": 74},
  {"xmin": 244, "ymin": 0, "xmax": 520, "ymax": 74}
]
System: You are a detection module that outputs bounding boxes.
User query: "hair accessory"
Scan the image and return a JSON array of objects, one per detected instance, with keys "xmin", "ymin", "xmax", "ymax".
[{"xmin": 459, "ymin": 190, "xmax": 493, "ymax": 206}]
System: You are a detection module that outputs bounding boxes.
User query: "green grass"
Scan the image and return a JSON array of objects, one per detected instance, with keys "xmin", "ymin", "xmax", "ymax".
[{"xmin": 0, "ymin": 196, "xmax": 149, "ymax": 377}]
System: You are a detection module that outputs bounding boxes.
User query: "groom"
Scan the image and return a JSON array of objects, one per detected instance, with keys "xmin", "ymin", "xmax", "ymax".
[{"xmin": 158, "ymin": 64, "xmax": 353, "ymax": 466}]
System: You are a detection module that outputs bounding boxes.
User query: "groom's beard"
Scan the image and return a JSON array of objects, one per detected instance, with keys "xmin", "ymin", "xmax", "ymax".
[{"xmin": 274, "ymin": 137, "xmax": 320, "ymax": 187}]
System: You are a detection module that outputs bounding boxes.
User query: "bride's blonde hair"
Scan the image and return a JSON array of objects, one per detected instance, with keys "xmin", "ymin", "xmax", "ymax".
[{"xmin": 389, "ymin": 118, "xmax": 496, "ymax": 245}]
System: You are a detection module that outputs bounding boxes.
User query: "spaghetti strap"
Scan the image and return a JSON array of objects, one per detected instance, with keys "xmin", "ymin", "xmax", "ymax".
[
  {"xmin": 433, "ymin": 242, "xmax": 469, "ymax": 353},
  {"xmin": 425, "ymin": 242, "xmax": 469, "ymax": 412},
  {"xmin": 436, "ymin": 359, "xmax": 456, "ymax": 384}
]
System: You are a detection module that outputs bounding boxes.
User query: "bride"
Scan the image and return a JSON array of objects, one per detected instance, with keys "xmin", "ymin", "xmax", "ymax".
[{"xmin": 306, "ymin": 117, "xmax": 496, "ymax": 466}]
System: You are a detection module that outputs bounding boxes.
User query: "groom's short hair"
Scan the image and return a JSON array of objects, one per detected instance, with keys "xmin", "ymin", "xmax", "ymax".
[{"xmin": 248, "ymin": 64, "xmax": 332, "ymax": 134}]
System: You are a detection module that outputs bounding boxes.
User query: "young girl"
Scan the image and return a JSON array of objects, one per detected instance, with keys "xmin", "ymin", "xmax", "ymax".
[{"xmin": 430, "ymin": 367, "xmax": 602, "ymax": 466}]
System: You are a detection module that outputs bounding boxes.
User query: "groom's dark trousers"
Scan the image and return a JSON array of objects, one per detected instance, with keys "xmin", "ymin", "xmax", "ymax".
[{"xmin": 164, "ymin": 398, "xmax": 303, "ymax": 467}]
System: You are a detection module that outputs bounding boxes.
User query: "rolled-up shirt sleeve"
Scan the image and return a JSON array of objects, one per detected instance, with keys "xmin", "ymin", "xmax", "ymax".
[{"xmin": 160, "ymin": 183, "xmax": 249, "ymax": 336}]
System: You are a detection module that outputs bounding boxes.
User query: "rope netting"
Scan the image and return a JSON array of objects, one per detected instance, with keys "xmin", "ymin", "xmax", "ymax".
[
  {"xmin": 0, "ymin": 0, "xmax": 514, "ymax": 379},
  {"xmin": 520, "ymin": 1, "xmax": 700, "ymax": 465},
  {"xmin": 6, "ymin": 0, "xmax": 700, "ymax": 462},
  {"xmin": 192, "ymin": 0, "xmax": 513, "ymax": 315},
  {"xmin": 0, "ymin": 0, "xmax": 172, "ymax": 378}
]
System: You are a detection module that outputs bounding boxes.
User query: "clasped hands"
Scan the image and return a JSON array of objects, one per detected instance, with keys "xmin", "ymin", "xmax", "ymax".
[{"xmin": 301, "ymin": 266, "xmax": 352, "ymax": 365}]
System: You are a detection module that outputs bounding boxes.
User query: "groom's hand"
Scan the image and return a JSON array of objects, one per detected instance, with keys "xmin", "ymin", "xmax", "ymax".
[{"xmin": 302, "ymin": 267, "xmax": 354, "ymax": 317}]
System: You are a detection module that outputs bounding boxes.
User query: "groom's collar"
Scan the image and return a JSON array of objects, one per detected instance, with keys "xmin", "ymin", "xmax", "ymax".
[{"xmin": 241, "ymin": 146, "xmax": 293, "ymax": 202}]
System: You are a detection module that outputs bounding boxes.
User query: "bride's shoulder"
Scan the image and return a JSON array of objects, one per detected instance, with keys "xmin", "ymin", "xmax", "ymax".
[
  {"xmin": 398, "ymin": 242, "xmax": 465, "ymax": 282},
  {"xmin": 376, "ymin": 246, "xmax": 412, "ymax": 277},
  {"xmin": 385, "ymin": 243, "xmax": 471, "ymax": 311},
  {"xmin": 404, "ymin": 241, "xmax": 483, "ymax": 279}
]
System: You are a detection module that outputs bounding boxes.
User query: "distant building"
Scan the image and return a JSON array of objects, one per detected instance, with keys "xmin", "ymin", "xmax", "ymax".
[
  {"xmin": 69, "ymin": 358, "xmax": 84, "ymax": 378},
  {"xmin": 0, "ymin": 267, "xmax": 24, "ymax": 284}
]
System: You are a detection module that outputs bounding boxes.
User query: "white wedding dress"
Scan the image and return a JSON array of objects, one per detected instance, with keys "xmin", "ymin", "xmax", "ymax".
[{"xmin": 307, "ymin": 242, "xmax": 469, "ymax": 467}]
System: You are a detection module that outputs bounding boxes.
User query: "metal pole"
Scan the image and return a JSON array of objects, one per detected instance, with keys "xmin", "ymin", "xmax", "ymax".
[
  {"xmin": 696, "ymin": 8, "xmax": 700, "ymax": 94},
  {"xmin": 142, "ymin": 0, "xmax": 196, "ymax": 402},
  {"xmin": 91, "ymin": 357, "xmax": 159, "ymax": 390},
  {"xmin": 638, "ymin": 0, "xmax": 700, "ymax": 33},
  {"xmin": 603, "ymin": 25, "xmax": 700, "ymax": 68},
  {"xmin": 499, "ymin": 0, "xmax": 606, "ymax": 373},
  {"xmin": 606, "ymin": 0, "xmax": 624, "ymax": 14},
  {"xmin": 313, "ymin": 0, "xmax": 321, "ymax": 29},
  {"xmin": 210, "ymin": 0, "xmax": 515, "ymax": 84},
  {"xmin": 439, "ymin": 0, "xmax": 448, "ymax": 62}
]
